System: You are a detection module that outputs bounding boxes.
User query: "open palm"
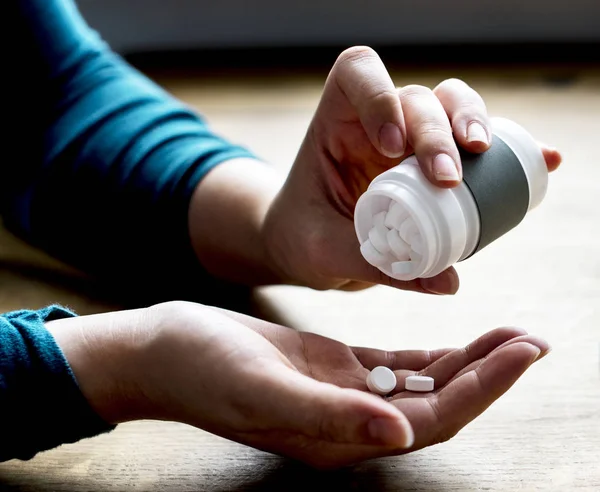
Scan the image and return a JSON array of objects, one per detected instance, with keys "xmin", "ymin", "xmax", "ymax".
[{"xmin": 196, "ymin": 308, "xmax": 549, "ymax": 469}]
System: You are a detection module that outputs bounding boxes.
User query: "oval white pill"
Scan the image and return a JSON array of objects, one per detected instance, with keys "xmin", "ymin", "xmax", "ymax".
[
  {"xmin": 399, "ymin": 218, "xmax": 418, "ymax": 243},
  {"xmin": 405, "ymin": 375, "xmax": 434, "ymax": 392},
  {"xmin": 360, "ymin": 240, "xmax": 388, "ymax": 267},
  {"xmin": 373, "ymin": 210, "xmax": 387, "ymax": 229},
  {"xmin": 387, "ymin": 228, "xmax": 411, "ymax": 260},
  {"xmin": 384, "ymin": 202, "xmax": 409, "ymax": 229},
  {"xmin": 368, "ymin": 226, "xmax": 391, "ymax": 254},
  {"xmin": 366, "ymin": 366, "xmax": 397, "ymax": 395}
]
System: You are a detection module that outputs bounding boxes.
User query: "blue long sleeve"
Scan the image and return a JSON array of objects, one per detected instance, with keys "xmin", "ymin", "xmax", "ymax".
[
  {"xmin": 0, "ymin": 306, "xmax": 115, "ymax": 462},
  {"xmin": 3, "ymin": 0, "xmax": 257, "ymax": 294},
  {"xmin": 0, "ymin": 0, "xmax": 258, "ymax": 461}
]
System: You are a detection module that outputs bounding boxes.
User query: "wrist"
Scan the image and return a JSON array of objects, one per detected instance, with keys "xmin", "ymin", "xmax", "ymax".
[
  {"xmin": 188, "ymin": 158, "xmax": 287, "ymax": 285},
  {"xmin": 46, "ymin": 307, "xmax": 160, "ymax": 425}
]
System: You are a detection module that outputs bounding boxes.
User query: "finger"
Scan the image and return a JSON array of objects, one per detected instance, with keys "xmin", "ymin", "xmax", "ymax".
[
  {"xmin": 414, "ymin": 342, "xmax": 540, "ymax": 448},
  {"xmin": 397, "ymin": 327, "xmax": 529, "ymax": 390},
  {"xmin": 399, "ymin": 84, "xmax": 462, "ymax": 187},
  {"xmin": 433, "ymin": 78, "xmax": 491, "ymax": 154},
  {"xmin": 337, "ymin": 280, "xmax": 376, "ymax": 292},
  {"xmin": 359, "ymin": 262, "xmax": 459, "ymax": 295},
  {"xmin": 446, "ymin": 334, "xmax": 551, "ymax": 383},
  {"xmin": 352, "ymin": 346, "xmax": 455, "ymax": 372},
  {"xmin": 538, "ymin": 141, "xmax": 562, "ymax": 172},
  {"xmin": 330, "ymin": 46, "xmax": 406, "ymax": 158},
  {"xmin": 390, "ymin": 341, "xmax": 540, "ymax": 451}
]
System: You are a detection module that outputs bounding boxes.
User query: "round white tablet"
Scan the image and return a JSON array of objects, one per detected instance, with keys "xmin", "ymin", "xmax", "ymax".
[
  {"xmin": 366, "ymin": 366, "xmax": 397, "ymax": 395},
  {"xmin": 392, "ymin": 260, "xmax": 413, "ymax": 276},
  {"xmin": 405, "ymin": 375, "xmax": 435, "ymax": 392}
]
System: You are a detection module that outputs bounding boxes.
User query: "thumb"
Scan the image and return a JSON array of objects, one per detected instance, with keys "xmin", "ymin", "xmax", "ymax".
[
  {"xmin": 328, "ymin": 46, "xmax": 406, "ymax": 159},
  {"xmin": 249, "ymin": 366, "xmax": 415, "ymax": 450}
]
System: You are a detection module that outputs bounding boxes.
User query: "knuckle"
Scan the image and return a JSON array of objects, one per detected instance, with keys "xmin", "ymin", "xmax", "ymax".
[
  {"xmin": 364, "ymin": 87, "xmax": 399, "ymax": 107},
  {"xmin": 400, "ymin": 84, "xmax": 433, "ymax": 99},
  {"xmin": 455, "ymin": 102, "xmax": 488, "ymax": 121},
  {"xmin": 149, "ymin": 300, "xmax": 197, "ymax": 318},
  {"xmin": 336, "ymin": 45, "xmax": 378, "ymax": 66},
  {"xmin": 435, "ymin": 78, "xmax": 487, "ymax": 109},
  {"xmin": 148, "ymin": 300, "xmax": 209, "ymax": 331},
  {"xmin": 417, "ymin": 120, "xmax": 453, "ymax": 142},
  {"xmin": 435, "ymin": 77, "xmax": 470, "ymax": 93}
]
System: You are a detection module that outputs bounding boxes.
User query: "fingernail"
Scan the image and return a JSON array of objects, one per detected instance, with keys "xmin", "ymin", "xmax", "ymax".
[
  {"xmin": 379, "ymin": 123, "xmax": 405, "ymax": 158},
  {"xmin": 466, "ymin": 122, "xmax": 489, "ymax": 145},
  {"xmin": 420, "ymin": 270, "xmax": 459, "ymax": 295},
  {"xmin": 535, "ymin": 346, "xmax": 551, "ymax": 362},
  {"xmin": 368, "ymin": 417, "xmax": 414, "ymax": 448},
  {"xmin": 533, "ymin": 342, "xmax": 552, "ymax": 361},
  {"xmin": 529, "ymin": 346, "xmax": 542, "ymax": 364},
  {"xmin": 433, "ymin": 153, "xmax": 460, "ymax": 182}
]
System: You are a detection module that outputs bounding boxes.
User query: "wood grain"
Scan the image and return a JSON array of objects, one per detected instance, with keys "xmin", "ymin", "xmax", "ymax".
[{"xmin": 1, "ymin": 65, "xmax": 598, "ymax": 491}]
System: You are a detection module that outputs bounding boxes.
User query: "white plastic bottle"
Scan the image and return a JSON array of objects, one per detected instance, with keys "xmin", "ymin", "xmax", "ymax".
[{"xmin": 354, "ymin": 117, "xmax": 548, "ymax": 281}]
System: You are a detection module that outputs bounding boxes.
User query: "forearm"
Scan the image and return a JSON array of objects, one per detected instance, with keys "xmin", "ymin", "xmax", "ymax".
[
  {"xmin": 188, "ymin": 158, "xmax": 287, "ymax": 285},
  {"xmin": 45, "ymin": 308, "xmax": 155, "ymax": 426},
  {"xmin": 4, "ymin": 0, "xmax": 259, "ymax": 295}
]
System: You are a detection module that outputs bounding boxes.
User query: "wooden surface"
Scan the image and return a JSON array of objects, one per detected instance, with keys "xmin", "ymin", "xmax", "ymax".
[{"xmin": 1, "ymin": 65, "xmax": 599, "ymax": 491}]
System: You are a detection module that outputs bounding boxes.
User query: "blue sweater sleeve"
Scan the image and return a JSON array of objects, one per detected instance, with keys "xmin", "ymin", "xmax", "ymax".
[
  {"xmin": 0, "ymin": 306, "xmax": 115, "ymax": 462},
  {"xmin": 3, "ymin": 0, "xmax": 257, "ymax": 292}
]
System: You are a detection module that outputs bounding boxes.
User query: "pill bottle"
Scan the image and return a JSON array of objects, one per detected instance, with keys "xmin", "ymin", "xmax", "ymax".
[{"xmin": 353, "ymin": 117, "xmax": 548, "ymax": 281}]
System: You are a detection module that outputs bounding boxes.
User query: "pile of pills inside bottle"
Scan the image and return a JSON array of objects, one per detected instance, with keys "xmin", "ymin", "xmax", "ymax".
[
  {"xmin": 354, "ymin": 117, "xmax": 549, "ymax": 280},
  {"xmin": 360, "ymin": 201, "xmax": 425, "ymax": 277}
]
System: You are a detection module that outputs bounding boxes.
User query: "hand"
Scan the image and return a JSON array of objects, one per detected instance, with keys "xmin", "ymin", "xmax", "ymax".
[
  {"xmin": 48, "ymin": 301, "xmax": 551, "ymax": 469},
  {"xmin": 262, "ymin": 46, "xmax": 562, "ymax": 295}
]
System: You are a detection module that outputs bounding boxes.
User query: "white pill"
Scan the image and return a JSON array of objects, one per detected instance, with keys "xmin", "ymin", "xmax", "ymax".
[
  {"xmin": 366, "ymin": 366, "xmax": 397, "ymax": 395},
  {"xmin": 373, "ymin": 211, "xmax": 387, "ymax": 229},
  {"xmin": 392, "ymin": 261, "xmax": 413, "ymax": 276},
  {"xmin": 368, "ymin": 225, "xmax": 390, "ymax": 254},
  {"xmin": 384, "ymin": 202, "xmax": 409, "ymax": 229},
  {"xmin": 360, "ymin": 240, "xmax": 387, "ymax": 267},
  {"xmin": 405, "ymin": 375, "xmax": 435, "ymax": 392},
  {"xmin": 387, "ymin": 229, "xmax": 411, "ymax": 260},
  {"xmin": 409, "ymin": 249, "xmax": 422, "ymax": 263},
  {"xmin": 399, "ymin": 218, "xmax": 418, "ymax": 243}
]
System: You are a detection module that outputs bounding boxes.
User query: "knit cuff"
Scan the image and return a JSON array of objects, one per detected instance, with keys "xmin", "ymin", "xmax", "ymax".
[{"xmin": 0, "ymin": 305, "xmax": 116, "ymax": 462}]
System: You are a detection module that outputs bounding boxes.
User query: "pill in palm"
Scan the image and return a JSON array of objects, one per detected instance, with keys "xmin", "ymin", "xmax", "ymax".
[
  {"xmin": 405, "ymin": 375, "xmax": 435, "ymax": 392},
  {"xmin": 366, "ymin": 366, "xmax": 397, "ymax": 395}
]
